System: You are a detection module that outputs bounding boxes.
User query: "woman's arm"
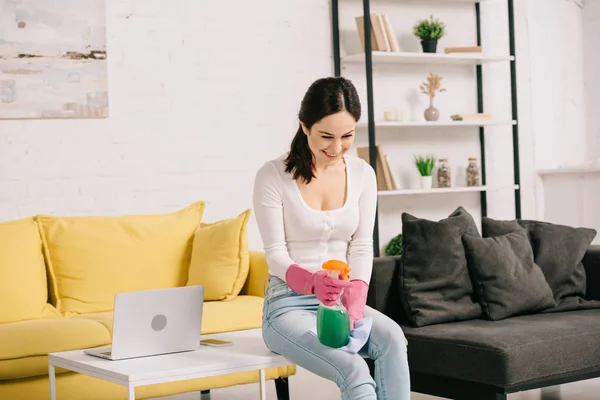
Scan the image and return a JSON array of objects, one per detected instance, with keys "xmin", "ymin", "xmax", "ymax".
[
  {"xmin": 253, "ymin": 161, "xmax": 355, "ymax": 300},
  {"xmin": 343, "ymin": 161, "xmax": 378, "ymax": 329},
  {"xmin": 252, "ymin": 161, "xmax": 295, "ymax": 281},
  {"xmin": 347, "ymin": 161, "xmax": 378, "ymax": 285}
]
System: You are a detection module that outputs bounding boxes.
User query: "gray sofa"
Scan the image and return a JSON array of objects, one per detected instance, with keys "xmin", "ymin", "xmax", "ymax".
[{"xmin": 366, "ymin": 208, "xmax": 600, "ymax": 400}]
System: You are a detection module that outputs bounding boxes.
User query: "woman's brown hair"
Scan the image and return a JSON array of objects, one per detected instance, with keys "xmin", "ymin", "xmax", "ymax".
[{"xmin": 284, "ymin": 77, "xmax": 361, "ymax": 184}]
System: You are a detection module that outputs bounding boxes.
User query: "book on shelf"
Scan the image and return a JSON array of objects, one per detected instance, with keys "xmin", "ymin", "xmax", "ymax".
[
  {"xmin": 444, "ymin": 46, "xmax": 482, "ymax": 54},
  {"xmin": 450, "ymin": 113, "xmax": 492, "ymax": 121},
  {"xmin": 355, "ymin": 14, "xmax": 400, "ymax": 53},
  {"xmin": 356, "ymin": 145, "xmax": 397, "ymax": 191}
]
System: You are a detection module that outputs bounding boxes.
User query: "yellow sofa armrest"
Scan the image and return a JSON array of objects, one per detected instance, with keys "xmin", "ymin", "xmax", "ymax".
[{"xmin": 241, "ymin": 251, "xmax": 271, "ymax": 297}]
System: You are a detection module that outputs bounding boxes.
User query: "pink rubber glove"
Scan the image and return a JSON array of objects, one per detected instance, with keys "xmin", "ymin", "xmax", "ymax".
[
  {"xmin": 342, "ymin": 279, "xmax": 369, "ymax": 331},
  {"xmin": 286, "ymin": 264, "xmax": 352, "ymax": 306}
]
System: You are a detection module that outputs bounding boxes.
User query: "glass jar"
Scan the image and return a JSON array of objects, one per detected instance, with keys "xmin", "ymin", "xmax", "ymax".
[
  {"xmin": 437, "ymin": 158, "xmax": 451, "ymax": 188},
  {"xmin": 466, "ymin": 158, "xmax": 480, "ymax": 186}
]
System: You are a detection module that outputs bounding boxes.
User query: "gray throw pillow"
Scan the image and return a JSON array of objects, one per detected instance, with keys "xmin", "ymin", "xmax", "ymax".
[
  {"xmin": 400, "ymin": 206, "xmax": 482, "ymax": 327},
  {"xmin": 462, "ymin": 230, "xmax": 556, "ymax": 320},
  {"xmin": 482, "ymin": 217, "xmax": 599, "ymax": 312}
]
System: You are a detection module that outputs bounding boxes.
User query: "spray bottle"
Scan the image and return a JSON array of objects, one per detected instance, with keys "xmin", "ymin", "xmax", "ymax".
[{"xmin": 316, "ymin": 260, "xmax": 351, "ymax": 348}]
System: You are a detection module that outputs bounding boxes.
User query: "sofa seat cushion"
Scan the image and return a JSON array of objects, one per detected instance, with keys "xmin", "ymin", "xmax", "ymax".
[
  {"xmin": 72, "ymin": 295, "xmax": 264, "ymax": 335},
  {"xmin": 402, "ymin": 309, "xmax": 600, "ymax": 387},
  {"xmin": 0, "ymin": 317, "xmax": 111, "ymax": 380}
]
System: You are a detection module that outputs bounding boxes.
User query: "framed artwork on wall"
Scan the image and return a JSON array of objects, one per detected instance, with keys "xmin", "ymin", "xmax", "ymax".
[{"xmin": 0, "ymin": 0, "xmax": 108, "ymax": 119}]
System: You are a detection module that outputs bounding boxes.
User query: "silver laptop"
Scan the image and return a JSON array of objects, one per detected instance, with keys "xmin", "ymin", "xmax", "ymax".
[{"xmin": 84, "ymin": 285, "xmax": 204, "ymax": 361}]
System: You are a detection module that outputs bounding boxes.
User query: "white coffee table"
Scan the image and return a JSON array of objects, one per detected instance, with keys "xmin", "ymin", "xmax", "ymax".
[{"xmin": 48, "ymin": 328, "xmax": 291, "ymax": 400}]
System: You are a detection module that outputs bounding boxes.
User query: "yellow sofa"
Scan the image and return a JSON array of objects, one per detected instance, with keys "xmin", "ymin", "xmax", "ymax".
[{"xmin": 0, "ymin": 201, "xmax": 295, "ymax": 400}]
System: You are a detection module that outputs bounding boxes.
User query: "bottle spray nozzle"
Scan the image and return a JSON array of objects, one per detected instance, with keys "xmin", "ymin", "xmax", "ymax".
[{"xmin": 322, "ymin": 260, "xmax": 351, "ymax": 281}]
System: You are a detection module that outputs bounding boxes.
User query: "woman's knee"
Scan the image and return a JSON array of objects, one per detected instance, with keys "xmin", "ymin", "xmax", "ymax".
[
  {"xmin": 372, "ymin": 318, "xmax": 408, "ymax": 354},
  {"xmin": 264, "ymin": 322, "xmax": 374, "ymax": 395}
]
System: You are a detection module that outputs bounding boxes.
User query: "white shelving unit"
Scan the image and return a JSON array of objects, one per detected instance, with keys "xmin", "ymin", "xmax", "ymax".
[
  {"xmin": 342, "ymin": 50, "xmax": 513, "ymax": 65},
  {"xmin": 331, "ymin": 0, "xmax": 521, "ymax": 256},
  {"xmin": 356, "ymin": 120, "xmax": 517, "ymax": 128},
  {"xmin": 378, "ymin": 184, "xmax": 520, "ymax": 197}
]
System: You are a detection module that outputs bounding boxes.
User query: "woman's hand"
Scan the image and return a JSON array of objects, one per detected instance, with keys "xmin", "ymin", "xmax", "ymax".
[
  {"xmin": 286, "ymin": 264, "xmax": 352, "ymax": 305},
  {"xmin": 312, "ymin": 270, "xmax": 353, "ymax": 306},
  {"xmin": 342, "ymin": 279, "xmax": 369, "ymax": 330}
]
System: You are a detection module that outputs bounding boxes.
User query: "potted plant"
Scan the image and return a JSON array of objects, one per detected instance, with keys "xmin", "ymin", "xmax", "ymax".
[
  {"xmin": 415, "ymin": 154, "xmax": 437, "ymax": 189},
  {"xmin": 413, "ymin": 16, "xmax": 446, "ymax": 53},
  {"xmin": 384, "ymin": 234, "xmax": 403, "ymax": 257},
  {"xmin": 419, "ymin": 72, "xmax": 446, "ymax": 121}
]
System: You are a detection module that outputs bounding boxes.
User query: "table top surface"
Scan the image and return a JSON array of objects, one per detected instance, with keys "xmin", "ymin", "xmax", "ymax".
[{"xmin": 48, "ymin": 329, "xmax": 290, "ymax": 383}]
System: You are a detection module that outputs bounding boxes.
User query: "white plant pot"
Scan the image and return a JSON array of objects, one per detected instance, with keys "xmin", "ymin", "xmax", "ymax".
[{"xmin": 420, "ymin": 175, "xmax": 433, "ymax": 189}]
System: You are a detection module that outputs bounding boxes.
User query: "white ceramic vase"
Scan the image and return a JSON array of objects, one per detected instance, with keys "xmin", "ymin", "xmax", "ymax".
[{"xmin": 420, "ymin": 175, "xmax": 433, "ymax": 189}]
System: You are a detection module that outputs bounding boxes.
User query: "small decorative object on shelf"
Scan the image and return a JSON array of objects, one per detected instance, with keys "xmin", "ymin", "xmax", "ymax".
[
  {"xmin": 384, "ymin": 108, "xmax": 403, "ymax": 121},
  {"xmin": 466, "ymin": 157, "xmax": 480, "ymax": 186},
  {"xmin": 413, "ymin": 15, "xmax": 446, "ymax": 53},
  {"xmin": 415, "ymin": 154, "xmax": 437, "ymax": 189},
  {"xmin": 451, "ymin": 113, "xmax": 492, "ymax": 121},
  {"xmin": 444, "ymin": 46, "xmax": 482, "ymax": 54},
  {"xmin": 419, "ymin": 72, "xmax": 446, "ymax": 121},
  {"xmin": 437, "ymin": 158, "xmax": 451, "ymax": 188},
  {"xmin": 384, "ymin": 234, "xmax": 403, "ymax": 257}
]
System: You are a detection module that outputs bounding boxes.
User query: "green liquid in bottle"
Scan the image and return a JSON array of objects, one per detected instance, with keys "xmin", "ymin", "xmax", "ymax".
[{"xmin": 317, "ymin": 303, "xmax": 350, "ymax": 348}]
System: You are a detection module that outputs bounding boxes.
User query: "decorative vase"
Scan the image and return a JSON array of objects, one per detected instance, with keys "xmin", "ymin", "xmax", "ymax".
[
  {"xmin": 421, "ymin": 39, "xmax": 438, "ymax": 53},
  {"xmin": 424, "ymin": 105, "xmax": 439, "ymax": 121},
  {"xmin": 420, "ymin": 175, "xmax": 433, "ymax": 189}
]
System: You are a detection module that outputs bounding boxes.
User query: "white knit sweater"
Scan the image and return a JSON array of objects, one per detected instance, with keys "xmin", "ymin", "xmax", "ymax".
[{"xmin": 252, "ymin": 153, "xmax": 378, "ymax": 285}]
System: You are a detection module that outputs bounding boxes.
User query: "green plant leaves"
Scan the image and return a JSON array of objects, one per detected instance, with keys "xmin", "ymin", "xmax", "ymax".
[
  {"xmin": 414, "ymin": 154, "xmax": 437, "ymax": 176},
  {"xmin": 413, "ymin": 16, "xmax": 446, "ymax": 41},
  {"xmin": 384, "ymin": 234, "xmax": 403, "ymax": 256}
]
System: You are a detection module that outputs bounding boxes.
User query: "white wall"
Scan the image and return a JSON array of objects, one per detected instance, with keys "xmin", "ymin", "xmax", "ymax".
[
  {"xmin": 535, "ymin": 0, "xmax": 600, "ymax": 242},
  {"xmin": 523, "ymin": 0, "xmax": 588, "ymax": 170},
  {"xmin": 0, "ymin": 0, "xmax": 333, "ymax": 251},
  {"xmin": 584, "ymin": 0, "xmax": 600, "ymax": 161},
  {"xmin": 0, "ymin": 0, "xmax": 594, "ymax": 253}
]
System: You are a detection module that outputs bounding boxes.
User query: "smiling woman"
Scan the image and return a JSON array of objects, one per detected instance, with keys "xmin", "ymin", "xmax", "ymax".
[
  {"xmin": 252, "ymin": 77, "xmax": 411, "ymax": 400},
  {"xmin": 284, "ymin": 77, "xmax": 361, "ymax": 184}
]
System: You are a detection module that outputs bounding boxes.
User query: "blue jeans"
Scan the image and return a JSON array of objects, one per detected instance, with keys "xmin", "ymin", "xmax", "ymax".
[{"xmin": 262, "ymin": 276, "xmax": 410, "ymax": 400}]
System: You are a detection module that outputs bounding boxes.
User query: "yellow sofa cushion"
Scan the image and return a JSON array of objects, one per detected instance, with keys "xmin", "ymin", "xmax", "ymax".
[
  {"xmin": 0, "ymin": 217, "xmax": 59, "ymax": 324},
  {"xmin": 187, "ymin": 209, "xmax": 251, "ymax": 301},
  {"xmin": 241, "ymin": 251, "xmax": 271, "ymax": 297},
  {"xmin": 0, "ymin": 317, "xmax": 111, "ymax": 380},
  {"xmin": 37, "ymin": 201, "xmax": 205, "ymax": 314},
  {"xmin": 71, "ymin": 295, "xmax": 264, "ymax": 335}
]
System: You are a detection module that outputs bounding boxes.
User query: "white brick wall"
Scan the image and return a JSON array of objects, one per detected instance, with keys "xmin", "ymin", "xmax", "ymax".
[
  {"xmin": 0, "ymin": 0, "xmax": 596, "ymax": 253},
  {"xmin": 584, "ymin": 0, "xmax": 600, "ymax": 160},
  {"xmin": 0, "ymin": 0, "xmax": 333, "ymax": 251}
]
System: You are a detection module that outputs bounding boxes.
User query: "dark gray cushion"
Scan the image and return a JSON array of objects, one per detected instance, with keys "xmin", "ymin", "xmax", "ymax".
[
  {"xmin": 482, "ymin": 218, "xmax": 600, "ymax": 312},
  {"xmin": 400, "ymin": 206, "xmax": 482, "ymax": 327},
  {"xmin": 583, "ymin": 245, "xmax": 600, "ymax": 301},
  {"xmin": 462, "ymin": 230, "xmax": 556, "ymax": 320},
  {"xmin": 402, "ymin": 310, "xmax": 600, "ymax": 387}
]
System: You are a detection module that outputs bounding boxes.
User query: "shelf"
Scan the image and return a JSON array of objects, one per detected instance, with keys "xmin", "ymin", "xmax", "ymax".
[
  {"xmin": 378, "ymin": 185, "xmax": 519, "ymax": 197},
  {"xmin": 342, "ymin": 51, "xmax": 514, "ymax": 65},
  {"xmin": 346, "ymin": 0, "xmax": 493, "ymax": 3},
  {"xmin": 537, "ymin": 166, "xmax": 600, "ymax": 176},
  {"xmin": 356, "ymin": 120, "xmax": 517, "ymax": 128}
]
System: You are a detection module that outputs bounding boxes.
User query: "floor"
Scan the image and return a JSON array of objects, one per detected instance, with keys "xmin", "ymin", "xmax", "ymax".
[{"xmin": 153, "ymin": 366, "xmax": 600, "ymax": 399}]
